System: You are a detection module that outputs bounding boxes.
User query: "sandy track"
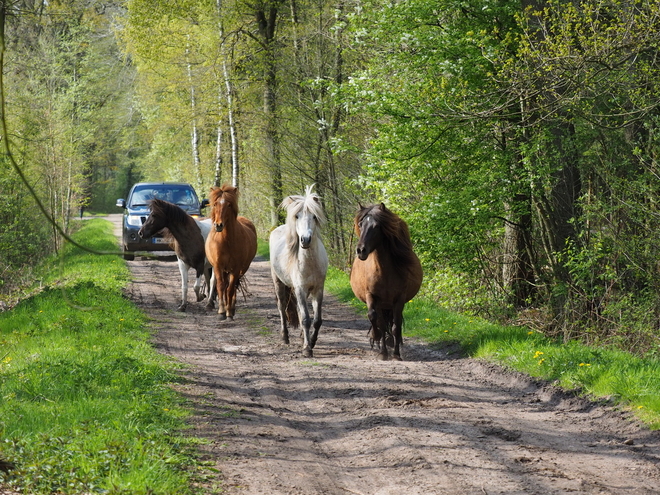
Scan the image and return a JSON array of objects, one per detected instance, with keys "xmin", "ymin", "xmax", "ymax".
[{"xmin": 110, "ymin": 214, "xmax": 660, "ymax": 494}]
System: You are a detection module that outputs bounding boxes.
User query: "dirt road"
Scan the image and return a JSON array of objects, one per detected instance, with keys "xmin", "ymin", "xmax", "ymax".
[{"xmin": 109, "ymin": 214, "xmax": 660, "ymax": 494}]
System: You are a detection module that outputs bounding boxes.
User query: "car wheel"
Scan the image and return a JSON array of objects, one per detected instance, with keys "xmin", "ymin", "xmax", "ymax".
[{"xmin": 123, "ymin": 247, "xmax": 135, "ymax": 261}]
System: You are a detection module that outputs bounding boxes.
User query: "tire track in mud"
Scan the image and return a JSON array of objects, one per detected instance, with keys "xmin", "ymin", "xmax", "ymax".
[{"xmin": 108, "ymin": 214, "xmax": 660, "ymax": 495}]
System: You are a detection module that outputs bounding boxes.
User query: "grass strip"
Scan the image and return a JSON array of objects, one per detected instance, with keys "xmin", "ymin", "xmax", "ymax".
[
  {"xmin": 326, "ymin": 266, "xmax": 660, "ymax": 430},
  {"xmin": 0, "ymin": 219, "xmax": 203, "ymax": 494}
]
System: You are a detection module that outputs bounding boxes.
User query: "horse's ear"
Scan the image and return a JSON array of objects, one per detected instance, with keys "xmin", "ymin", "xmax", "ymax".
[
  {"xmin": 281, "ymin": 196, "xmax": 294, "ymax": 207},
  {"xmin": 379, "ymin": 202, "xmax": 387, "ymax": 211},
  {"xmin": 358, "ymin": 201, "xmax": 364, "ymax": 210},
  {"xmin": 210, "ymin": 186, "xmax": 219, "ymax": 193}
]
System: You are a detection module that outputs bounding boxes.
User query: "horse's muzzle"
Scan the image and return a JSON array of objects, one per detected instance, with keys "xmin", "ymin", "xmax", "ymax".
[
  {"xmin": 214, "ymin": 222, "xmax": 224, "ymax": 233},
  {"xmin": 300, "ymin": 235, "xmax": 312, "ymax": 249},
  {"xmin": 356, "ymin": 246, "xmax": 369, "ymax": 261}
]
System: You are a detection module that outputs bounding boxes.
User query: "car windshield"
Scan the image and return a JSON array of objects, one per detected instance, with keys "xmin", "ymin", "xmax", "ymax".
[{"xmin": 130, "ymin": 186, "xmax": 199, "ymax": 208}]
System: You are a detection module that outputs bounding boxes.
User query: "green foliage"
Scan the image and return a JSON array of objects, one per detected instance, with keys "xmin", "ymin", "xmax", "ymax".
[
  {"xmin": 0, "ymin": 172, "xmax": 54, "ymax": 295},
  {"xmin": 0, "ymin": 219, "xmax": 200, "ymax": 494}
]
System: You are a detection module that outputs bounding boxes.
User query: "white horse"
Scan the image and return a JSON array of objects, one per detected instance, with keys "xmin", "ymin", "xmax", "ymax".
[{"xmin": 269, "ymin": 185, "xmax": 329, "ymax": 357}]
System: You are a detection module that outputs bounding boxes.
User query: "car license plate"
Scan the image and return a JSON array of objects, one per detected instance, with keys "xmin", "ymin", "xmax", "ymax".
[{"xmin": 152, "ymin": 237, "xmax": 168, "ymax": 244}]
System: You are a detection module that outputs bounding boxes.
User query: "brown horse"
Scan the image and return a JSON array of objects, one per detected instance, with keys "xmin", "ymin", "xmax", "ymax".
[
  {"xmin": 350, "ymin": 203, "xmax": 423, "ymax": 360},
  {"xmin": 205, "ymin": 184, "xmax": 257, "ymax": 320}
]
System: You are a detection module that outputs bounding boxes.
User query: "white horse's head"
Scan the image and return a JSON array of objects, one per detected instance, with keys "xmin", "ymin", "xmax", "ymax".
[{"xmin": 281, "ymin": 184, "xmax": 326, "ymax": 249}]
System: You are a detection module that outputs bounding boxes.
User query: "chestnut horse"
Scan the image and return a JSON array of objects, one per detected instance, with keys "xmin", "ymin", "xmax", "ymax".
[
  {"xmin": 205, "ymin": 184, "xmax": 257, "ymax": 320},
  {"xmin": 350, "ymin": 203, "xmax": 423, "ymax": 360},
  {"xmin": 138, "ymin": 199, "xmax": 212, "ymax": 312},
  {"xmin": 269, "ymin": 185, "xmax": 328, "ymax": 357}
]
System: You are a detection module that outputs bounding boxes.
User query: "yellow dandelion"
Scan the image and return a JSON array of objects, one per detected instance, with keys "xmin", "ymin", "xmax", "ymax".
[
  {"xmin": 425, "ymin": 318, "xmax": 430, "ymax": 322},
  {"xmin": 528, "ymin": 331, "xmax": 534, "ymax": 335},
  {"xmin": 533, "ymin": 351, "xmax": 544, "ymax": 359},
  {"xmin": 444, "ymin": 330, "xmax": 449, "ymax": 333},
  {"xmin": 538, "ymin": 358, "xmax": 545, "ymax": 365},
  {"xmin": 638, "ymin": 406, "xmax": 644, "ymax": 409}
]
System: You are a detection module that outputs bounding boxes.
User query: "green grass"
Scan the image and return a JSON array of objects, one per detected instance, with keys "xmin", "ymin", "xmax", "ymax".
[
  {"xmin": 0, "ymin": 219, "xmax": 204, "ymax": 494},
  {"xmin": 256, "ymin": 238, "xmax": 270, "ymax": 259},
  {"xmin": 326, "ymin": 266, "xmax": 660, "ymax": 430}
]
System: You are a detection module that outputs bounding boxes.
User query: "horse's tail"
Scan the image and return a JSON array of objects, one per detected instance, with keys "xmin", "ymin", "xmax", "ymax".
[{"xmin": 284, "ymin": 286, "xmax": 299, "ymax": 328}]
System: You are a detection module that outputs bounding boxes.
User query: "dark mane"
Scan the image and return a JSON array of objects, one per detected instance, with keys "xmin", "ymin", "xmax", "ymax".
[
  {"xmin": 148, "ymin": 198, "xmax": 194, "ymax": 226},
  {"xmin": 355, "ymin": 204, "xmax": 417, "ymax": 266}
]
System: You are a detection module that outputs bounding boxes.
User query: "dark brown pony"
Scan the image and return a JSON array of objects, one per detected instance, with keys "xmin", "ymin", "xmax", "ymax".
[
  {"xmin": 205, "ymin": 184, "xmax": 257, "ymax": 320},
  {"xmin": 138, "ymin": 199, "xmax": 212, "ymax": 311},
  {"xmin": 350, "ymin": 203, "xmax": 423, "ymax": 360}
]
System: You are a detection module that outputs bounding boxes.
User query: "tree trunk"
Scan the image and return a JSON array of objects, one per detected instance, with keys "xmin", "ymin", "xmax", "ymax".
[{"xmin": 256, "ymin": 4, "xmax": 283, "ymax": 226}]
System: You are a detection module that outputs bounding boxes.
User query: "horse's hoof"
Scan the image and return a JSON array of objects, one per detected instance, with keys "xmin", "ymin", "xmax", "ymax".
[
  {"xmin": 391, "ymin": 354, "xmax": 403, "ymax": 361},
  {"xmin": 302, "ymin": 348, "xmax": 313, "ymax": 358},
  {"xmin": 205, "ymin": 301, "xmax": 215, "ymax": 310},
  {"xmin": 377, "ymin": 352, "xmax": 388, "ymax": 361},
  {"xmin": 177, "ymin": 305, "xmax": 187, "ymax": 312},
  {"xmin": 282, "ymin": 336, "xmax": 290, "ymax": 344},
  {"xmin": 227, "ymin": 316, "xmax": 234, "ymax": 321},
  {"xmin": 218, "ymin": 312, "xmax": 227, "ymax": 321},
  {"xmin": 196, "ymin": 294, "xmax": 205, "ymax": 302}
]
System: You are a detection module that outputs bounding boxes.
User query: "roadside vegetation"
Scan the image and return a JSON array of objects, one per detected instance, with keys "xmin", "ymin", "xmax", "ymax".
[
  {"xmin": 325, "ymin": 267, "xmax": 660, "ymax": 431},
  {"xmin": 0, "ymin": 219, "xmax": 206, "ymax": 494}
]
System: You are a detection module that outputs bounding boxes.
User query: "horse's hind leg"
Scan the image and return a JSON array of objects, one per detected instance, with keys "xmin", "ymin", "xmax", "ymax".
[
  {"xmin": 177, "ymin": 259, "xmax": 189, "ymax": 312},
  {"xmin": 205, "ymin": 267, "xmax": 215, "ymax": 309},
  {"xmin": 367, "ymin": 298, "xmax": 388, "ymax": 360}
]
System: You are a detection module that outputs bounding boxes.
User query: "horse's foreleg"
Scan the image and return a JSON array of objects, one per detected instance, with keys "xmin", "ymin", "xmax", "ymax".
[
  {"xmin": 226, "ymin": 273, "xmax": 237, "ymax": 320},
  {"xmin": 367, "ymin": 299, "xmax": 388, "ymax": 360},
  {"xmin": 297, "ymin": 288, "xmax": 313, "ymax": 358},
  {"xmin": 309, "ymin": 290, "xmax": 323, "ymax": 349},
  {"xmin": 216, "ymin": 271, "xmax": 228, "ymax": 319},
  {"xmin": 177, "ymin": 259, "xmax": 189, "ymax": 312}
]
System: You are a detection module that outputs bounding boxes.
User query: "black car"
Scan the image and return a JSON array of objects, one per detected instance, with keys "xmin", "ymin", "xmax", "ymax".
[{"xmin": 116, "ymin": 182, "xmax": 208, "ymax": 260}]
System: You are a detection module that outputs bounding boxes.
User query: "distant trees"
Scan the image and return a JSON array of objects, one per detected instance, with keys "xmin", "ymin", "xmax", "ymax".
[{"xmin": 0, "ymin": 0, "xmax": 140, "ymax": 292}]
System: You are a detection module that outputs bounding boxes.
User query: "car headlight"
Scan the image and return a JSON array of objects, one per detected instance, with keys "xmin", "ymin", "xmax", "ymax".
[{"xmin": 126, "ymin": 215, "xmax": 143, "ymax": 227}]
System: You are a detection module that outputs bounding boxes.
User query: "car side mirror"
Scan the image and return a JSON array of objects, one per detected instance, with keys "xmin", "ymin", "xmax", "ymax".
[
  {"xmin": 116, "ymin": 199, "xmax": 126, "ymax": 208},
  {"xmin": 200, "ymin": 199, "xmax": 209, "ymax": 209}
]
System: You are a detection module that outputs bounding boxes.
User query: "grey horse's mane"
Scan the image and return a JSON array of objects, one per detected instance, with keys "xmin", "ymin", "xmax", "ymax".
[{"xmin": 282, "ymin": 184, "xmax": 326, "ymax": 254}]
